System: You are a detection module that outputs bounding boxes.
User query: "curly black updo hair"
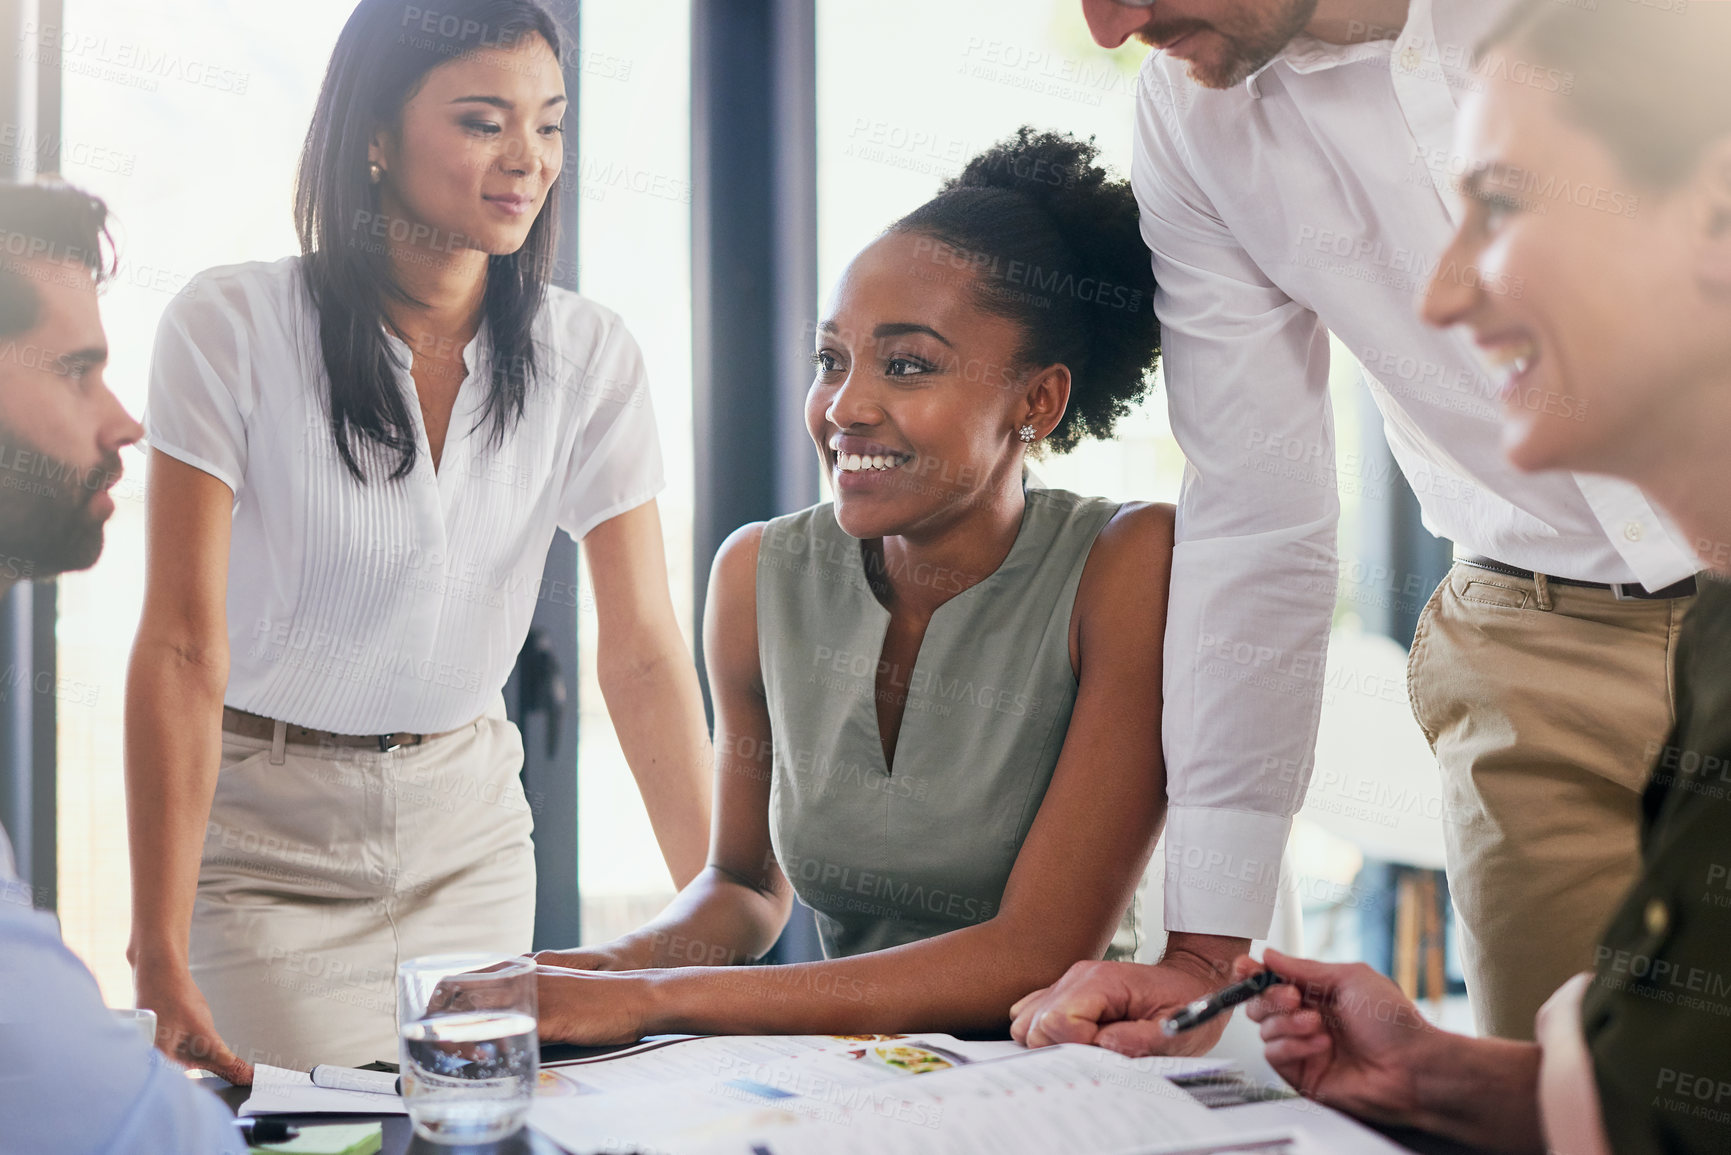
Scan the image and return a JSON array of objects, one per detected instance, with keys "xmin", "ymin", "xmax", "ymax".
[{"xmin": 892, "ymin": 127, "xmax": 1160, "ymax": 455}]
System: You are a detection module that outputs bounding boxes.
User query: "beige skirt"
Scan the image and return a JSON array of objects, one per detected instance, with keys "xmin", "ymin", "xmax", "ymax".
[{"xmin": 190, "ymin": 701, "xmax": 536, "ymax": 1070}]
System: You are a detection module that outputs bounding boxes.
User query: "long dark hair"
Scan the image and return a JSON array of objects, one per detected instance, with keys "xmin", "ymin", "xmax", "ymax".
[{"xmin": 294, "ymin": 0, "xmax": 564, "ymax": 483}]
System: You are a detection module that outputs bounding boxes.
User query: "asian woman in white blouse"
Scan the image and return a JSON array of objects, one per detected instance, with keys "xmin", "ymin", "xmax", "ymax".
[{"xmin": 122, "ymin": 0, "xmax": 710, "ymax": 1081}]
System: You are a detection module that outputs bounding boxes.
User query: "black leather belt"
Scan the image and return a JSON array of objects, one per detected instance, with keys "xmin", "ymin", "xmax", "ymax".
[{"xmin": 1457, "ymin": 553, "xmax": 1698, "ymax": 601}]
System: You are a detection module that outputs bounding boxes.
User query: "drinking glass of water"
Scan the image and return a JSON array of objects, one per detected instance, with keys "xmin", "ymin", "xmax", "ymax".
[{"xmin": 397, "ymin": 953, "xmax": 539, "ymax": 1145}]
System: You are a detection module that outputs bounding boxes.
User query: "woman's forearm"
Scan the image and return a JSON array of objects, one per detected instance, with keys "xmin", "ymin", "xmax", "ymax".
[
  {"xmin": 599, "ymin": 867, "xmax": 789, "ymax": 969},
  {"xmin": 123, "ymin": 637, "xmax": 228, "ymax": 969},
  {"xmin": 1412, "ymin": 1034, "xmax": 1544, "ymax": 1155},
  {"xmin": 640, "ymin": 919, "xmax": 1075, "ymax": 1037},
  {"xmin": 598, "ymin": 628, "xmax": 713, "ymax": 890}
]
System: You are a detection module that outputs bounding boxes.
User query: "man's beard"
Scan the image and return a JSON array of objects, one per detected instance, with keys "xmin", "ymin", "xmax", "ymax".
[
  {"xmin": 0, "ymin": 417, "xmax": 117, "ymax": 580},
  {"xmin": 1139, "ymin": 0, "xmax": 1321, "ymax": 89}
]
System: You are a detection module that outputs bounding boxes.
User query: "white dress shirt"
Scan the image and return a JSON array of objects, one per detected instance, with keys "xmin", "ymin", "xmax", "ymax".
[
  {"xmin": 146, "ymin": 257, "xmax": 664, "ymax": 734},
  {"xmin": 0, "ymin": 825, "xmax": 245, "ymax": 1155},
  {"xmin": 1135, "ymin": 0, "xmax": 1699, "ymax": 938}
]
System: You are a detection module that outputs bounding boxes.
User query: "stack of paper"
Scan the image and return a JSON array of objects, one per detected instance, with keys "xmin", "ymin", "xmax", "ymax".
[
  {"xmin": 527, "ymin": 1033, "xmax": 1275, "ymax": 1155},
  {"xmin": 239, "ymin": 1034, "xmax": 1307, "ymax": 1155}
]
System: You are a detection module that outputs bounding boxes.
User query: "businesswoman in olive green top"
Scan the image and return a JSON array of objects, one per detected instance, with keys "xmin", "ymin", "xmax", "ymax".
[{"xmin": 533, "ymin": 128, "xmax": 1174, "ymax": 1043}]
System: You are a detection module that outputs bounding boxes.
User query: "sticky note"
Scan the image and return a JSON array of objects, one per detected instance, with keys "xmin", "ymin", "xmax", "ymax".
[{"xmin": 249, "ymin": 1121, "xmax": 384, "ymax": 1155}]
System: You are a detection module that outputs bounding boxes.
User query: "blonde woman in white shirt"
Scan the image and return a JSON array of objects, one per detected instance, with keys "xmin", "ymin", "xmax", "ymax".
[{"xmin": 123, "ymin": 0, "xmax": 710, "ymax": 1082}]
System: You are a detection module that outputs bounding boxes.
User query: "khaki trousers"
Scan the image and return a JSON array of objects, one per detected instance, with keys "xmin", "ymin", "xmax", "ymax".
[
  {"xmin": 190, "ymin": 704, "xmax": 536, "ymax": 1070},
  {"xmin": 1407, "ymin": 562, "xmax": 1691, "ymax": 1040}
]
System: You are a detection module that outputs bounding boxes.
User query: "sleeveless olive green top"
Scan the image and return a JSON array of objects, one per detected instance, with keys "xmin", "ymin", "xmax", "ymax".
[{"xmin": 756, "ymin": 486, "xmax": 1142, "ymax": 960}]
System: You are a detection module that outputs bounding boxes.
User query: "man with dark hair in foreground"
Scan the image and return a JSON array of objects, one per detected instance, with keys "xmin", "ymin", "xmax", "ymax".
[{"xmin": 0, "ymin": 179, "xmax": 240, "ymax": 1154}]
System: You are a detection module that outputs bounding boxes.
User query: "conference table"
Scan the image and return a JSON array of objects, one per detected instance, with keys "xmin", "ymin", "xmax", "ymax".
[
  {"xmin": 205, "ymin": 1042, "xmax": 618, "ymax": 1155},
  {"xmin": 211, "ymin": 1082, "xmax": 560, "ymax": 1154},
  {"xmin": 204, "ymin": 1040, "xmax": 1483, "ymax": 1155}
]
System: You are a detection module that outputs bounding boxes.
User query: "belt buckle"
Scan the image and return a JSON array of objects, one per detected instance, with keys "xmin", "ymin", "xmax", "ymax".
[
  {"xmin": 378, "ymin": 733, "xmax": 402, "ymax": 753},
  {"xmin": 1611, "ymin": 583, "xmax": 1639, "ymax": 602}
]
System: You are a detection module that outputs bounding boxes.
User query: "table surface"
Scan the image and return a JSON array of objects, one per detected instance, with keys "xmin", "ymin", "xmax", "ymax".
[
  {"xmin": 206, "ymin": 1043, "xmax": 1484, "ymax": 1155},
  {"xmin": 209, "ymin": 1043, "xmax": 625, "ymax": 1155}
]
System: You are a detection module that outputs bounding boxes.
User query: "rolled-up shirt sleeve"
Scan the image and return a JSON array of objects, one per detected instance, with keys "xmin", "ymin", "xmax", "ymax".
[
  {"xmin": 143, "ymin": 278, "xmax": 252, "ymax": 496},
  {"xmin": 1536, "ymin": 973, "xmax": 1611, "ymax": 1155},
  {"xmin": 1135, "ymin": 66, "xmax": 1338, "ymax": 940},
  {"xmin": 0, "ymin": 828, "xmax": 245, "ymax": 1155},
  {"xmin": 556, "ymin": 317, "xmax": 666, "ymax": 543}
]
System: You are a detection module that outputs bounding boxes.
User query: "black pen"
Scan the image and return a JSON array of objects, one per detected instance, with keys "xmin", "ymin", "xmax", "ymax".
[
  {"xmin": 1162, "ymin": 969, "xmax": 1288, "ymax": 1037},
  {"xmin": 233, "ymin": 1118, "xmax": 299, "ymax": 1145}
]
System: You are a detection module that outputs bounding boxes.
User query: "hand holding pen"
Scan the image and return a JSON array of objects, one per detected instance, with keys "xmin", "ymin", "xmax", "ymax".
[
  {"xmin": 1010, "ymin": 941, "xmax": 1260, "ymax": 1057},
  {"xmin": 1231, "ymin": 948, "xmax": 1444, "ymax": 1127}
]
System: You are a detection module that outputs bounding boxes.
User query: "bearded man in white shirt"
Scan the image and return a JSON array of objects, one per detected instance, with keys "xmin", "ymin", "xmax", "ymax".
[
  {"xmin": 0, "ymin": 179, "xmax": 241, "ymax": 1153},
  {"xmin": 1011, "ymin": 0, "xmax": 1702, "ymax": 1050}
]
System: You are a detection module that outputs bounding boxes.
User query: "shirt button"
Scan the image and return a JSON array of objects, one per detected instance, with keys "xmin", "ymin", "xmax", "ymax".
[
  {"xmin": 1624, "ymin": 522, "xmax": 1644, "ymax": 542},
  {"xmin": 1644, "ymin": 898, "xmax": 1669, "ymax": 937},
  {"xmin": 1399, "ymin": 45, "xmax": 1420, "ymax": 71}
]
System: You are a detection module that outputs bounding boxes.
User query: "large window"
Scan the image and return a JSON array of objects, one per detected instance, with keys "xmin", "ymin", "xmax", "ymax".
[{"xmin": 571, "ymin": 0, "xmax": 694, "ymax": 941}]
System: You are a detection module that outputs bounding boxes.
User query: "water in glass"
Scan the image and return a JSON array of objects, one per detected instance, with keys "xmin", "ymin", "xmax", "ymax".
[{"xmin": 398, "ymin": 954, "xmax": 538, "ymax": 1145}]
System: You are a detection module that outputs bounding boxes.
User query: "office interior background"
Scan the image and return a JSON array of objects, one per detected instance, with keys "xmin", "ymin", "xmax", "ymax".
[{"xmin": 0, "ymin": 0, "xmax": 1462, "ymax": 1020}]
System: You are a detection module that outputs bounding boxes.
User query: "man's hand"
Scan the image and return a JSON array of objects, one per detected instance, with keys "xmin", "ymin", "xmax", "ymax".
[
  {"xmin": 1240, "ymin": 948, "xmax": 1438, "ymax": 1125},
  {"xmin": 1009, "ymin": 932, "xmax": 1248, "ymax": 1057}
]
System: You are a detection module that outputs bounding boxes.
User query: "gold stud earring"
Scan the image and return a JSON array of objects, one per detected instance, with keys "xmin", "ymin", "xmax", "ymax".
[{"xmin": 369, "ymin": 162, "xmax": 383, "ymax": 184}]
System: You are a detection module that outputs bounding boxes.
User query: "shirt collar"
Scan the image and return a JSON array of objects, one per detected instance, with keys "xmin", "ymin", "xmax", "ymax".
[
  {"xmin": 1245, "ymin": 0, "xmax": 1436, "ymax": 97},
  {"xmin": 381, "ymin": 323, "xmax": 487, "ymax": 374}
]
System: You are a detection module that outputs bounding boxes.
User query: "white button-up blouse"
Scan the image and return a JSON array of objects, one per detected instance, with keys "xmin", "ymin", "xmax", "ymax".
[{"xmin": 145, "ymin": 257, "xmax": 664, "ymax": 735}]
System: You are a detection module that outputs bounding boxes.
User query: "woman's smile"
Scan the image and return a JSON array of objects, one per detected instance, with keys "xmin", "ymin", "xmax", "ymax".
[{"xmin": 830, "ymin": 434, "xmax": 915, "ymax": 493}]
